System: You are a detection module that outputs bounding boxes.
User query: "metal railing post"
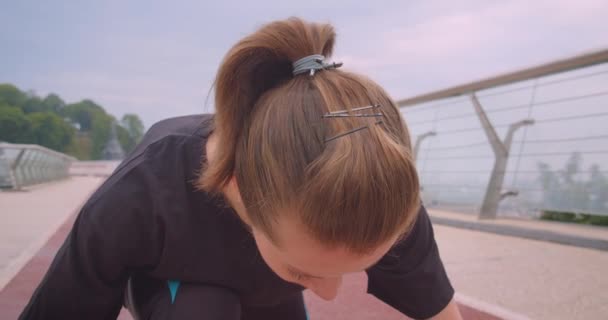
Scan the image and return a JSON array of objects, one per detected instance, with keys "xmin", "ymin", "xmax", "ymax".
[
  {"xmin": 10, "ymin": 149, "xmax": 26, "ymax": 190},
  {"xmin": 471, "ymin": 93, "xmax": 535, "ymax": 219},
  {"xmin": 414, "ymin": 131, "xmax": 437, "ymax": 162}
]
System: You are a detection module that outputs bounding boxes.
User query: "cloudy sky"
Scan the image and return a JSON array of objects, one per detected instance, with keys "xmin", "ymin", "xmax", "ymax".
[{"xmin": 1, "ymin": 0, "xmax": 607, "ymax": 127}]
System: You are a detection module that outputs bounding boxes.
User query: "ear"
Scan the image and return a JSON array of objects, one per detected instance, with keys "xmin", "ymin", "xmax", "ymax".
[
  {"xmin": 227, "ymin": 175, "xmax": 243, "ymax": 204},
  {"xmin": 228, "ymin": 175, "xmax": 237, "ymax": 187},
  {"xmin": 225, "ymin": 176, "xmax": 252, "ymax": 227}
]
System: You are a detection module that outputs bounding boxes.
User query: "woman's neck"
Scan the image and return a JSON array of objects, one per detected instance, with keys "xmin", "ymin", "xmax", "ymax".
[{"xmin": 205, "ymin": 132, "xmax": 252, "ymax": 228}]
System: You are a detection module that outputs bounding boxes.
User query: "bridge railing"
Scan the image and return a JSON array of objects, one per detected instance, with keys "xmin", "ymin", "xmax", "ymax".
[
  {"xmin": 0, "ymin": 142, "xmax": 76, "ymax": 190},
  {"xmin": 398, "ymin": 49, "xmax": 608, "ymax": 218},
  {"xmin": 69, "ymin": 160, "xmax": 120, "ymax": 177}
]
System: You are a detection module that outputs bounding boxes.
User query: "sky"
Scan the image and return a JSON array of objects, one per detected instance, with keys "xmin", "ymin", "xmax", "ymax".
[
  {"xmin": 1, "ymin": 0, "xmax": 607, "ymax": 128},
  {"xmin": 1, "ymin": 0, "xmax": 607, "ymax": 214}
]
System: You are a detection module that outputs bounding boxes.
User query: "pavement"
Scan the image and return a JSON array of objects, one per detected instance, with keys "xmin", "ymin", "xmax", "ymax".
[
  {"xmin": 432, "ymin": 221, "xmax": 608, "ymax": 320},
  {"xmin": 429, "ymin": 209, "xmax": 608, "ymax": 251},
  {"xmin": 0, "ymin": 176, "xmax": 105, "ymax": 290},
  {"xmin": 1, "ymin": 176, "xmax": 607, "ymax": 319}
]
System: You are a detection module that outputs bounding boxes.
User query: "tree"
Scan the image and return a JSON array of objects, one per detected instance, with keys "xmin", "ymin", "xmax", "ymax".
[
  {"xmin": 28, "ymin": 112, "xmax": 75, "ymax": 152},
  {"xmin": 538, "ymin": 153, "xmax": 606, "ymax": 214},
  {"xmin": 42, "ymin": 93, "xmax": 65, "ymax": 113},
  {"xmin": 561, "ymin": 152, "xmax": 581, "ymax": 186},
  {"xmin": 62, "ymin": 99, "xmax": 115, "ymax": 159},
  {"xmin": 22, "ymin": 95, "xmax": 49, "ymax": 114},
  {"xmin": 587, "ymin": 165, "xmax": 608, "ymax": 213},
  {"xmin": 121, "ymin": 114, "xmax": 144, "ymax": 143},
  {"xmin": 89, "ymin": 113, "xmax": 113, "ymax": 159},
  {"xmin": 0, "ymin": 83, "xmax": 27, "ymax": 108},
  {"xmin": 538, "ymin": 162, "xmax": 561, "ymax": 207},
  {"xmin": 62, "ymin": 100, "xmax": 103, "ymax": 131},
  {"xmin": 116, "ymin": 125, "xmax": 135, "ymax": 154},
  {"xmin": 65, "ymin": 133, "xmax": 93, "ymax": 160},
  {"xmin": 0, "ymin": 83, "xmax": 145, "ymax": 160},
  {"xmin": 0, "ymin": 104, "xmax": 32, "ymax": 143}
]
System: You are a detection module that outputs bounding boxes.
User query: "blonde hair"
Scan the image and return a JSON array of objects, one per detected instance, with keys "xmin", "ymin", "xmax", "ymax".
[{"xmin": 200, "ymin": 18, "xmax": 420, "ymax": 253}]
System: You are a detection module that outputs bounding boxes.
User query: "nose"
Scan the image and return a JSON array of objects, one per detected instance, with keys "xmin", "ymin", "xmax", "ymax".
[{"xmin": 308, "ymin": 276, "xmax": 342, "ymax": 301}]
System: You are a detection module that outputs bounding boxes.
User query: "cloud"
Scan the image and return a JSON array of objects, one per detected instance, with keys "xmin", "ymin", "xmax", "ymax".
[
  {"xmin": 334, "ymin": 0, "xmax": 608, "ymax": 96},
  {"xmin": 31, "ymin": 68, "xmax": 214, "ymax": 126},
  {"xmin": 2, "ymin": 0, "xmax": 607, "ymax": 127}
]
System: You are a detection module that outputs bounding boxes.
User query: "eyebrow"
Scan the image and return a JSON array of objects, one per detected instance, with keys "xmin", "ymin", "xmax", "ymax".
[
  {"xmin": 283, "ymin": 227, "xmax": 414, "ymax": 280},
  {"xmin": 286, "ymin": 256, "xmax": 385, "ymax": 280},
  {"xmin": 286, "ymin": 265, "xmax": 324, "ymax": 279}
]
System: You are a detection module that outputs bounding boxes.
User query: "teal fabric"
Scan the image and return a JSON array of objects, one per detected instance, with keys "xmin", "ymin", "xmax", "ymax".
[{"xmin": 167, "ymin": 280, "xmax": 180, "ymax": 304}]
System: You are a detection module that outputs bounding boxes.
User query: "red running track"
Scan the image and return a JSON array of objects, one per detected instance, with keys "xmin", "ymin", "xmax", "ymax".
[{"xmin": 0, "ymin": 214, "xmax": 501, "ymax": 320}]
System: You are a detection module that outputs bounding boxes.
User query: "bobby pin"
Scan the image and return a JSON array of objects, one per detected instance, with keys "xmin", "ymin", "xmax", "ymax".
[{"xmin": 324, "ymin": 120, "xmax": 384, "ymax": 143}]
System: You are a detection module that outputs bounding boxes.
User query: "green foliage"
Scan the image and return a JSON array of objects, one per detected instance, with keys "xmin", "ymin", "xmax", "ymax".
[
  {"xmin": 540, "ymin": 210, "xmax": 608, "ymax": 227},
  {"xmin": 42, "ymin": 93, "xmax": 65, "ymax": 113},
  {"xmin": 116, "ymin": 124, "xmax": 136, "ymax": 154},
  {"xmin": 588, "ymin": 165, "xmax": 608, "ymax": 213},
  {"xmin": 588, "ymin": 215, "xmax": 608, "ymax": 226},
  {"xmin": 540, "ymin": 211, "xmax": 577, "ymax": 222},
  {"xmin": 538, "ymin": 152, "xmax": 608, "ymax": 223},
  {"xmin": 65, "ymin": 133, "xmax": 93, "ymax": 160},
  {"xmin": 62, "ymin": 100, "xmax": 105, "ymax": 131},
  {"xmin": 90, "ymin": 113, "xmax": 113, "ymax": 159},
  {"xmin": 0, "ymin": 83, "xmax": 27, "ymax": 107},
  {"xmin": 0, "ymin": 104, "xmax": 33, "ymax": 143},
  {"xmin": 22, "ymin": 95, "xmax": 49, "ymax": 114},
  {"xmin": 121, "ymin": 114, "xmax": 144, "ymax": 144},
  {"xmin": 28, "ymin": 112, "xmax": 75, "ymax": 152},
  {"xmin": 0, "ymin": 83, "xmax": 145, "ymax": 160},
  {"xmin": 0, "ymin": 103, "xmax": 73, "ymax": 151}
]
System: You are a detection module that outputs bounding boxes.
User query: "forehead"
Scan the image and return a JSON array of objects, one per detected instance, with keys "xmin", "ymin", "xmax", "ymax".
[{"xmin": 271, "ymin": 217, "xmax": 395, "ymax": 277}]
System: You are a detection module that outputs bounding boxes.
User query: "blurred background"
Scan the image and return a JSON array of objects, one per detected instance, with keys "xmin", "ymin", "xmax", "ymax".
[{"xmin": 1, "ymin": 1, "xmax": 607, "ymax": 319}]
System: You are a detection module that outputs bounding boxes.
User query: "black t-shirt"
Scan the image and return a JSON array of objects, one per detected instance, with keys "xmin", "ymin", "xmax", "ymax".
[{"xmin": 20, "ymin": 114, "xmax": 453, "ymax": 320}]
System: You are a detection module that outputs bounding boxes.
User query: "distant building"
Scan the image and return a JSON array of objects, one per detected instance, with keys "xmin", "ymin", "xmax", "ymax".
[{"xmin": 102, "ymin": 122, "xmax": 125, "ymax": 160}]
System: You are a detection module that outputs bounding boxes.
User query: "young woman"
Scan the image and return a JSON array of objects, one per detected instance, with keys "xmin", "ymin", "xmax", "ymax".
[{"xmin": 20, "ymin": 18, "xmax": 461, "ymax": 320}]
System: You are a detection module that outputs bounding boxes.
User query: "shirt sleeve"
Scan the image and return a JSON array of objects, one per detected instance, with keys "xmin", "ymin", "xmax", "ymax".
[
  {"xmin": 366, "ymin": 205, "xmax": 454, "ymax": 320},
  {"xmin": 19, "ymin": 154, "xmax": 164, "ymax": 320}
]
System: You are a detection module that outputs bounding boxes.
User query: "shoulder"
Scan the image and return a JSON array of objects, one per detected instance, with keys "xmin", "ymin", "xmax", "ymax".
[
  {"xmin": 129, "ymin": 114, "xmax": 214, "ymax": 158},
  {"xmin": 368, "ymin": 206, "xmax": 435, "ymax": 272},
  {"xmin": 87, "ymin": 114, "xmax": 215, "ymax": 206},
  {"xmin": 144, "ymin": 114, "xmax": 214, "ymax": 140},
  {"xmin": 365, "ymin": 205, "xmax": 454, "ymax": 319},
  {"xmin": 123, "ymin": 114, "xmax": 213, "ymax": 178}
]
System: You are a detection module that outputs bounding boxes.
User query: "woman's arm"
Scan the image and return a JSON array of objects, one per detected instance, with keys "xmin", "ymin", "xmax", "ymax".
[
  {"xmin": 430, "ymin": 299, "xmax": 463, "ymax": 320},
  {"xmin": 20, "ymin": 160, "xmax": 162, "ymax": 319},
  {"xmin": 366, "ymin": 206, "xmax": 456, "ymax": 319}
]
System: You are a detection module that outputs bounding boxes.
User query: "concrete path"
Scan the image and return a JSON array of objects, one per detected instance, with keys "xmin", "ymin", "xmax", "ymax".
[
  {"xmin": 0, "ymin": 209, "xmax": 502, "ymax": 320},
  {"xmin": 435, "ymin": 224, "xmax": 608, "ymax": 320},
  {"xmin": 429, "ymin": 209, "xmax": 608, "ymax": 251},
  {"xmin": 2, "ymin": 176, "xmax": 607, "ymax": 319},
  {"xmin": 0, "ymin": 176, "xmax": 104, "ymax": 290}
]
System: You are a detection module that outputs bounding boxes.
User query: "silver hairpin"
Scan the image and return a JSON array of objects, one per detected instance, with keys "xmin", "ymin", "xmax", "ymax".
[
  {"xmin": 322, "ymin": 104, "xmax": 384, "ymax": 142},
  {"xmin": 324, "ymin": 120, "xmax": 384, "ymax": 143},
  {"xmin": 323, "ymin": 104, "xmax": 383, "ymax": 118},
  {"xmin": 327, "ymin": 104, "xmax": 381, "ymax": 115}
]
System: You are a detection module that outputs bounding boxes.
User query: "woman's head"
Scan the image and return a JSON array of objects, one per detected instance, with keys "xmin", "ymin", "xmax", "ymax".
[{"xmin": 200, "ymin": 18, "xmax": 420, "ymax": 297}]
